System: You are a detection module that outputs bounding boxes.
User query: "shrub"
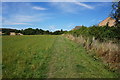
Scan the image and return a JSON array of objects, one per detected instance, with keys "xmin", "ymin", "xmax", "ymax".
[{"xmin": 67, "ymin": 25, "xmax": 120, "ymax": 42}]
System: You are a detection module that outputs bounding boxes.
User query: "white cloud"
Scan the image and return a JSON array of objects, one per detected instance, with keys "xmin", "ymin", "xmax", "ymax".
[
  {"xmin": 51, "ymin": 0, "xmax": 94, "ymax": 10},
  {"xmin": 2, "ymin": 17, "xmax": 33, "ymax": 25},
  {"xmin": 2, "ymin": 14, "xmax": 51, "ymax": 25},
  {"xmin": 50, "ymin": 1, "xmax": 94, "ymax": 14},
  {"xmin": 2, "ymin": 2, "xmax": 51, "ymax": 27},
  {"xmin": 32, "ymin": 6, "xmax": 47, "ymax": 10},
  {"xmin": 50, "ymin": 2, "xmax": 79, "ymax": 14},
  {"xmin": 5, "ymin": 22, "xmax": 32, "ymax": 25},
  {"xmin": 13, "ymin": 15, "xmax": 34, "ymax": 22},
  {"xmin": 75, "ymin": 2, "xmax": 94, "ymax": 9},
  {"xmin": 50, "ymin": 0, "xmax": 113, "ymax": 2}
]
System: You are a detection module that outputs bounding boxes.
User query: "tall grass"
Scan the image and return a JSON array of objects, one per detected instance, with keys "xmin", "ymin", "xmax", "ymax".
[{"xmin": 65, "ymin": 34, "xmax": 120, "ymax": 71}]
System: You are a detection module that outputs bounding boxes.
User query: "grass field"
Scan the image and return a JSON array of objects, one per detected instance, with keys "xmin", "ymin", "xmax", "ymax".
[{"xmin": 2, "ymin": 35, "xmax": 118, "ymax": 78}]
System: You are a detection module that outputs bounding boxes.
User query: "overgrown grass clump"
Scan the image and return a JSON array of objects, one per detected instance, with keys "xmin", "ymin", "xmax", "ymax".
[{"xmin": 65, "ymin": 25, "xmax": 120, "ymax": 71}]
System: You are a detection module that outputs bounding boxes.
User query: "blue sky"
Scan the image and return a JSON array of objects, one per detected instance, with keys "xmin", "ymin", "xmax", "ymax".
[{"xmin": 2, "ymin": 2, "xmax": 113, "ymax": 31}]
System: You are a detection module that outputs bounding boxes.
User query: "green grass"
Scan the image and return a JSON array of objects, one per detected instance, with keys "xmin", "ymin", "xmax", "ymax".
[
  {"xmin": 2, "ymin": 35, "xmax": 57, "ymax": 78},
  {"xmin": 2, "ymin": 35, "xmax": 118, "ymax": 78}
]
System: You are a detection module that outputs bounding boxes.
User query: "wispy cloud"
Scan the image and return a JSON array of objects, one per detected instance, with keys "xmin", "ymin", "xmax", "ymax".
[
  {"xmin": 2, "ymin": 2, "xmax": 51, "ymax": 26},
  {"xmin": 50, "ymin": 1, "xmax": 94, "ymax": 14},
  {"xmin": 32, "ymin": 6, "xmax": 47, "ymax": 10},
  {"xmin": 75, "ymin": 2, "xmax": 94, "ymax": 9},
  {"xmin": 5, "ymin": 22, "xmax": 32, "ymax": 25},
  {"xmin": 49, "ymin": 0, "xmax": 114, "ymax": 2},
  {"xmin": 50, "ymin": 2, "xmax": 78, "ymax": 14},
  {"xmin": 13, "ymin": 15, "xmax": 35, "ymax": 22},
  {"xmin": 2, "ymin": 17, "xmax": 32, "ymax": 25},
  {"xmin": 52, "ymin": 0, "xmax": 94, "ymax": 9},
  {"xmin": 2, "ymin": 14, "xmax": 51, "ymax": 25}
]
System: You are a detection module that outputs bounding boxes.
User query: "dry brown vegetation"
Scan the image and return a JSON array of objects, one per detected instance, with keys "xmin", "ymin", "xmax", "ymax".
[{"xmin": 64, "ymin": 34, "xmax": 120, "ymax": 71}]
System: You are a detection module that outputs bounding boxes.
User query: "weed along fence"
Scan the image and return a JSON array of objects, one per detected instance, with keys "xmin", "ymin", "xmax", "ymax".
[{"xmin": 64, "ymin": 34, "xmax": 120, "ymax": 71}]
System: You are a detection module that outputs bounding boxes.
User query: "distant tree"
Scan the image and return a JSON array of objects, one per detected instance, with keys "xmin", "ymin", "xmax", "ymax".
[
  {"xmin": 111, "ymin": 1, "xmax": 120, "ymax": 27},
  {"xmin": 15, "ymin": 30, "xmax": 21, "ymax": 33},
  {"xmin": 2, "ymin": 28, "xmax": 16, "ymax": 35},
  {"xmin": 4, "ymin": 31, "xmax": 10, "ymax": 35},
  {"xmin": 61, "ymin": 29, "xmax": 63, "ymax": 32},
  {"xmin": 35, "ymin": 28, "xmax": 40, "ymax": 34},
  {"xmin": 53, "ymin": 30, "xmax": 59, "ymax": 35},
  {"xmin": 1, "ymin": 28, "xmax": 67, "ymax": 35},
  {"xmin": 44, "ymin": 30, "xmax": 50, "ymax": 35},
  {"xmin": 23, "ymin": 28, "xmax": 35, "ymax": 35}
]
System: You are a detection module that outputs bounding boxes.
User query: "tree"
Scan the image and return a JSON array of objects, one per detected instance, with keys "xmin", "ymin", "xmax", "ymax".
[
  {"xmin": 35, "ymin": 28, "xmax": 40, "ymax": 34},
  {"xmin": 111, "ymin": 1, "xmax": 120, "ymax": 27},
  {"xmin": 44, "ymin": 30, "xmax": 50, "ymax": 34},
  {"xmin": 23, "ymin": 28, "xmax": 35, "ymax": 35}
]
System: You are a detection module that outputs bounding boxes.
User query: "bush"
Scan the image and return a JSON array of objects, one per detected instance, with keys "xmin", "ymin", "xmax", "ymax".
[{"xmin": 67, "ymin": 25, "xmax": 120, "ymax": 42}]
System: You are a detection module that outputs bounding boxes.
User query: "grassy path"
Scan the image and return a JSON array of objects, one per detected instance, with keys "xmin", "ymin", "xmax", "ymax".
[
  {"xmin": 47, "ymin": 36, "xmax": 117, "ymax": 78},
  {"xmin": 2, "ymin": 35, "xmax": 118, "ymax": 78}
]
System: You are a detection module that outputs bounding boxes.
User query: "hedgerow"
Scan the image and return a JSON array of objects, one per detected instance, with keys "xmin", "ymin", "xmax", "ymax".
[{"xmin": 67, "ymin": 25, "xmax": 120, "ymax": 42}]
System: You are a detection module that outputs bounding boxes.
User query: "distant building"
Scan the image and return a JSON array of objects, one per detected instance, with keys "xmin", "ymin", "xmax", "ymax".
[
  {"xmin": 10, "ymin": 32, "xmax": 16, "ymax": 35},
  {"xmin": 98, "ymin": 17, "xmax": 116, "ymax": 27},
  {"xmin": 72, "ymin": 26, "xmax": 83, "ymax": 30},
  {"xmin": 17, "ymin": 33, "xmax": 23, "ymax": 35},
  {"xmin": 0, "ymin": 31, "xmax": 2, "ymax": 34},
  {"xmin": 0, "ymin": 29, "xmax": 3, "ymax": 35},
  {"xmin": 0, "ymin": 31, "xmax": 2, "ymax": 35},
  {"xmin": 0, "ymin": 31, "xmax": 5, "ymax": 35}
]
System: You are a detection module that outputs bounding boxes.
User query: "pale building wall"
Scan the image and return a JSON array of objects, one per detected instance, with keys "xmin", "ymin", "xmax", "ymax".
[
  {"xmin": 17, "ymin": 33, "xmax": 23, "ymax": 35},
  {"xmin": 98, "ymin": 17, "xmax": 116, "ymax": 27},
  {"xmin": 10, "ymin": 32, "xmax": 16, "ymax": 35},
  {"xmin": 0, "ymin": 31, "xmax": 2, "ymax": 35}
]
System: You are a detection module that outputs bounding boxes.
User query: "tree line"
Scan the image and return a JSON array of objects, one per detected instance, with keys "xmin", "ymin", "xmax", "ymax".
[{"xmin": 2, "ymin": 28, "xmax": 67, "ymax": 35}]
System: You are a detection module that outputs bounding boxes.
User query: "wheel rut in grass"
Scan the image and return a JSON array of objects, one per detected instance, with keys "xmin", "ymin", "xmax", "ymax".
[
  {"xmin": 47, "ymin": 36, "xmax": 117, "ymax": 78},
  {"xmin": 2, "ymin": 35, "xmax": 118, "ymax": 78}
]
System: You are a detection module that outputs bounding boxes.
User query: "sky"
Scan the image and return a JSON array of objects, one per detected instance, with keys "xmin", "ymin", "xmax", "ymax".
[{"xmin": 2, "ymin": 2, "xmax": 113, "ymax": 31}]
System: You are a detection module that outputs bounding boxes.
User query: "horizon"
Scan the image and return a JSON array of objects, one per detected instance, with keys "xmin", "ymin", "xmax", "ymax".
[
  {"xmin": 0, "ymin": 27, "xmax": 68, "ymax": 32},
  {"xmin": 2, "ymin": 2, "xmax": 113, "ymax": 31}
]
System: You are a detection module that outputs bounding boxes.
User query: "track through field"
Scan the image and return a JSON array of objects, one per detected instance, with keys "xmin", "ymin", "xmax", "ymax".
[{"xmin": 2, "ymin": 35, "xmax": 118, "ymax": 78}]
